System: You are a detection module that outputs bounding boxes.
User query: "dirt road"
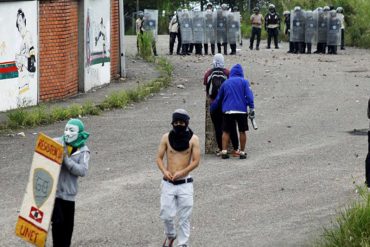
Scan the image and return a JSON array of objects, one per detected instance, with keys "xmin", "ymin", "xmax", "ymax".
[{"xmin": 1, "ymin": 35, "xmax": 369, "ymax": 246}]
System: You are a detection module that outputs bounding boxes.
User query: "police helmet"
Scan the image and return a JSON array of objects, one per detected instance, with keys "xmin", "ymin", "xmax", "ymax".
[
  {"xmin": 253, "ymin": 7, "xmax": 260, "ymax": 13},
  {"xmin": 336, "ymin": 7, "xmax": 343, "ymax": 13},
  {"xmin": 137, "ymin": 11, "xmax": 144, "ymax": 18},
  {"xmin": 323, "ymin": 6, "xmax": 330, "ymax": 11},
  {"xmin": 268, "ymin": 4, "xmax": 275, "ymax": 12},
  {"xmin": 283, "ymin": 10, "xmax": 290, "ymax": 16},
  {"xmin": 221, "ymin": 3, "xmax": 228, "ymax": 11},
  {"xmin": 294, "ymin": 6, "xmax": 301, "ymax": 11}
]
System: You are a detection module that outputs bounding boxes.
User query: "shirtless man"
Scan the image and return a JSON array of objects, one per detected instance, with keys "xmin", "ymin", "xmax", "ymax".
[{"xmin": 156, "ymin": 109, "xmax": 201, "ymax": 247}]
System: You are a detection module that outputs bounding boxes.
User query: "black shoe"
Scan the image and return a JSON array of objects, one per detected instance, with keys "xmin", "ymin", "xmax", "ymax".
[
  {"xmin": 221, "ymin": 153, "xmax": 230, "ymax": 159},
  {"xmin": 266, "ymin": 46, "xmax": 271, "ymax": 49},
  {"xmin": 341, "ymin": 47, "xmax": 345, "ymax": 50},
  {"xmin": 275, "ymin": 46, "xmax": 279, "ymax": 49},
  {"xmin": 229, "ymin": 52, "xmax": 236, "ymax": 55},
  {"xmin": 239, "ymin": 151, "xmax": 247, "ymax": 159},
  {"xmin": 256, "ymin": 47, "xmax": 259, "ymax": 50},
  {"xmin": 249, "ymin": 46, "xmax": 253, "ymax": 50}
]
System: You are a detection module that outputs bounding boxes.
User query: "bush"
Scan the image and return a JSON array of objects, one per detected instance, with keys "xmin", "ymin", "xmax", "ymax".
[
  {"xmin": 138, "ymin": 32, "xmax": 154, "ymax": 60},
  {"xmin": 315, "ymin": 186, "xmax": 370, "ymax": 246}
]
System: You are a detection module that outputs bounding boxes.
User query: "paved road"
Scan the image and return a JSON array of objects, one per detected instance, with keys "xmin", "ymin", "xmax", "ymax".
[{"xmin": 1, "ymin": 35, "xmax": 369, "ymax": 246}]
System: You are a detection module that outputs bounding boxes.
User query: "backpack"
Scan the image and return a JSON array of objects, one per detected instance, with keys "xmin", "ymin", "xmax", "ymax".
[{"xmin": 206, "ymin": 68, "xmax": 227, "ymax": 99}]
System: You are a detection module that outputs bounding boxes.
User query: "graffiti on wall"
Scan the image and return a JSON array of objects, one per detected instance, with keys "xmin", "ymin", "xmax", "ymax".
[
  {"xmin": 84, "ymin": 0, "xmax": 111, "ymax": 92},
  {"xmin": 0, "ymin": 1, "xmax": 38, "ymax": 111}
]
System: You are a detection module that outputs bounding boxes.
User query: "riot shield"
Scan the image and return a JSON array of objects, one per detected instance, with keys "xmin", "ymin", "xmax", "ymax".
[
  {"xmin": 290, "ymin": 9, "xmax": 305, "ymax": 42},
  {"xmin": 143, "ymin": 9, "xmax": 158, "ymax": 40},
  {"xmin": 317, "ymin": 9, "xmax": 329, "ymax": 43},
  {"xmin": 192, "ymin": 11, "xmax": 205, "ymax": 44},
  {"xmin": 227, "ymin": 12, "xmax": 240, "ymax": 45},
  {"xmin": 178, "ymin": 11, "xmax": 193, "ymax": 44},
  {"xmin": 327, "ymin": 11, "xmax": 341, "ymax": 46},
  {"xmin": 204, "ymin": 10, "xmax": 216, "ymax": 44},
  {"xmin": 216, "ymin": 10, "xmax": 227, "ymax": 43},
  {"xmin": 305, "ymin": 10, "xmax": 318, "ymax": 44}
]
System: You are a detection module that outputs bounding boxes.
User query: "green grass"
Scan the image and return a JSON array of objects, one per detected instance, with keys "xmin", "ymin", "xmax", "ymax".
[
  {"xmin": 0, "ymin": 57, "xmax": 173, "ymax": 131},
  {"xmin": 138, "ymin": 32, "xmax": 155, "ymax": 61},
  {"xmin": 314, "ymin": 185, "xmax": 370, "ymax": 247}
]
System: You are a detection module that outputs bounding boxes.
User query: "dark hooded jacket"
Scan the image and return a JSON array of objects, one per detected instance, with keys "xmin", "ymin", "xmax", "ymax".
[{"xmin": 210, "ymin": 64, "xmax": 254, "ymax": 113}]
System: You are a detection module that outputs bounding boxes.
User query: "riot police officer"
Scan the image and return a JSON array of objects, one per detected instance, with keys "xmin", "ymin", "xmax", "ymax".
[
  {"xmin": 204, "ymin": 3, "xmax": 216, "ymax": 55},
  {"xmin": 265, "ymin": 4, "xmax": 280, "ymax": 49},
  {"xmin": 337, "ymin": 7, "xmax": 345, "ymax": 50},
  {"xmin": 283, "ymin": 10, "xmax": 293, "ymax": 53}
]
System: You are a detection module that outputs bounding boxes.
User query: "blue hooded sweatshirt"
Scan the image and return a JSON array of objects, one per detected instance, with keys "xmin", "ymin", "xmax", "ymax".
[{"xmin": 210, "ymin": 64, "xmax": 254, "ymax": 113}]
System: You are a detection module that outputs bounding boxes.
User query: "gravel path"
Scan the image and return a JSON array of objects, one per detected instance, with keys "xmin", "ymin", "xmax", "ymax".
[{"xmin": 0, "ymin": 35, "xmax": 369, "ymax": 246}]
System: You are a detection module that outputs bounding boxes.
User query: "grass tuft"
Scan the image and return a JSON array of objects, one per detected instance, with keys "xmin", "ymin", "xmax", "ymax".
[
  {"xmin": 0, "ymin": 56, "xmax": 173, "ymax": 131},
  {"xmin": 314, "ymin": 185, "xmax": 370, "ymax": 247}
]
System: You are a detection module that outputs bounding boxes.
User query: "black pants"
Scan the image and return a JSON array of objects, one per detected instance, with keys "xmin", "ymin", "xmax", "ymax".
[
  {"xmin": 327, "ymin": 45, "xmax": 337, "ymax": 54},
  {"xmin": 341, "ymin": 29, "xmax": 345, "ymax": 49},
  {"xmin": 204, "ymin": 44, "xmax": 215, "ymax": 55},
  {"xmin": 211, "ymin": 108, "xmax": 239, "ymax": 151},
  {"xmin": 315, "ymin": 43, "xmax": 327, "ymax": 54},
  {"xmin": 194, "ymin": 44, "xmax": 203, "ymax": 55},
  {"xmin": 229, "ymin": 44, "xmax": 237, "ymax": 54},
  {"xmin": 306, "ymin": 43, "xmax": 312, "ymax": 54},
  {"xmin": 366, "ymin": 131, "xmax": 370, "ymax": 187},
  {"xmin": 52, "ymin": 198, "xmax": 75, "ymax": 247},
  {"xmin": 267, "ymin": 28, "xmax": 279, "ymax": 48},
  {"xmin": 181, "ymin": 44, "xmax": 190, "ymax": 55},
  {"xmin": 249, "ymin": 27, "xmax": 261, "ymax": 49},
  {"xmin": 169, "ymin": 32, "xmax": 181, "ymax": 54},
  {"xmin": 217, "ymin": 43, "xmax": 228, "ymax": 55}
]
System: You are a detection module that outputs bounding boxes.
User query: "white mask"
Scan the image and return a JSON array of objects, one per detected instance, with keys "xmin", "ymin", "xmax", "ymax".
[{"xmin": 64, "ymin": 124, "xmax": 79, "ymax": 144}]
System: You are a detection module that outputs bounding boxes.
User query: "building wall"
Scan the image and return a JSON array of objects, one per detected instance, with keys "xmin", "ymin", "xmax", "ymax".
[
  {"xmin": 39, "ymin": 0, "xmax": 79, "ymax": 101},
  {"xmin": 0, "ymin": 1, "xmax": 38, "ymax": 111},
  {"xmin": 0, "ymin": 0, "xmax": 121, "ymax": 110},
  {"xmin": 110, "ymin": 0, "xmax": 120, "ymax": 80}
]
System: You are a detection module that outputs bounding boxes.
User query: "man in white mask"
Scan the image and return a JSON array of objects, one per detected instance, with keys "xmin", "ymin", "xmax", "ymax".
[{"xmin": 52, "ymin": 118, "xmax": 90, "ymax": 247}]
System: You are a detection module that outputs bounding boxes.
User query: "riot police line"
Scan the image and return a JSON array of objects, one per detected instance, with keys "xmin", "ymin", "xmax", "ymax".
[
  {"xmin": 135, "ymin": 5, "xmax": 344, "ymax": 56},
  {"xmin": 175, "ymin": 8, "xmax": 241, "ymax": 56},
  {"xmin": 285, "ymin": 6, "xmax": 344, "ymax": 55},
  {"xmin": 136, "ymin": 5, "xmax": 241, "ymax": 56}
]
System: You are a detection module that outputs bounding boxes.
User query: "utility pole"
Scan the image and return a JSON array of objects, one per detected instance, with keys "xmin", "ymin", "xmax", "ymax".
[{"xmin": 136, "ymin": 0, "xmax": 139, "ymax": 13}]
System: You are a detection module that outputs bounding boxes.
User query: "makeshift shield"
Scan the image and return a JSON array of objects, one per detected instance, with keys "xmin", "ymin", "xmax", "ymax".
[{"xmin": 15, "ymin": 133, "xmax": 63, "ymax": 247}]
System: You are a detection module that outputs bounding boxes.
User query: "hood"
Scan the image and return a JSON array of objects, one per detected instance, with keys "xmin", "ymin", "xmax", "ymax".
[
  {"xmin": 213, "ymin": 53, "xmax": 224, "ymax": 68},
  {"xmin": 229, "ymin": 64, "xmax": 244, "ymax": 78}
]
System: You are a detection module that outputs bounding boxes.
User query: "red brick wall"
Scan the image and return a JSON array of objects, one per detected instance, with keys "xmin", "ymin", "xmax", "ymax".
[
  {"xmin": 39, "ymin": 0, "xmax": 120, "ymax": 102},
  {"xmin": 110, "ymin": 0, "xmax": 120, "ymax": 80},
  {"xmin": 39, "ymin": 0, "xmax": 79, "ymax": 101}
]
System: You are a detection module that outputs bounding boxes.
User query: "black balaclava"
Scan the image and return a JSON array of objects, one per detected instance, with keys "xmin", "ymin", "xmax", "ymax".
[{"xmin": 168, "ymin": 109, "xmax": 193, "ymax": 151}]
